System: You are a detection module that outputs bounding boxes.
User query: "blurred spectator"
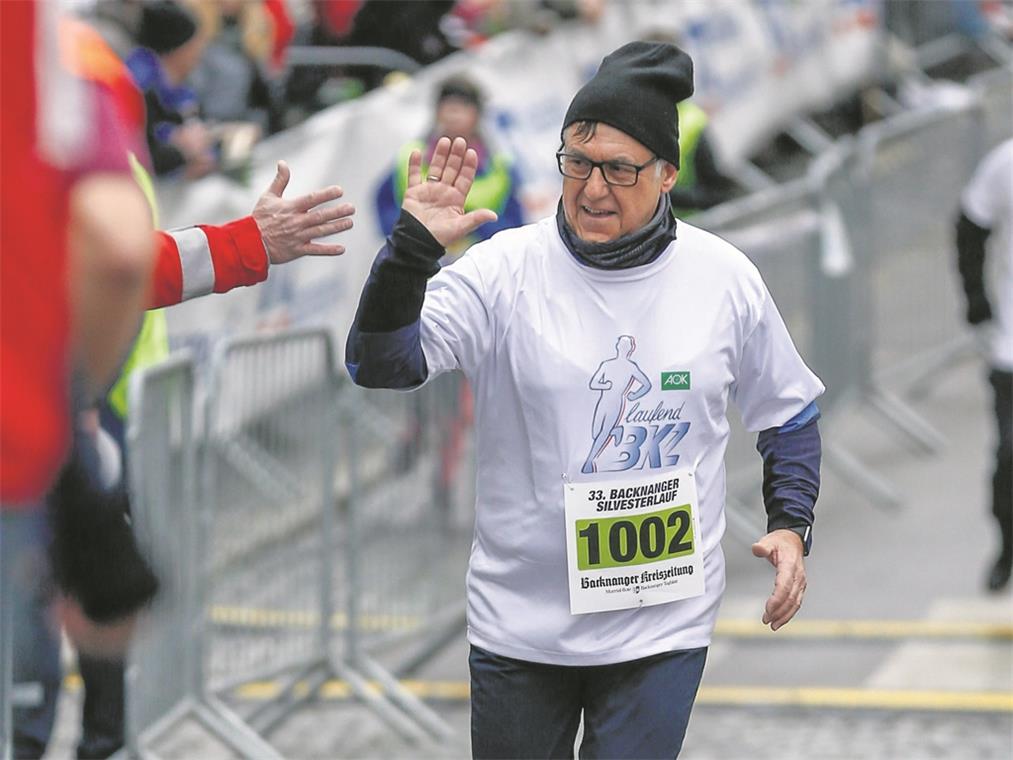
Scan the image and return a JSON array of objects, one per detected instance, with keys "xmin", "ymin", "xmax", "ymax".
[
  {"xmin": 283, "ymin": 0, "xmax": 458, "ymax": 117},
  {"xmin": 264, "ymin": 0, "xmax": 297, "ymax": 71},
  {"xmin": 376, "ymin": 75, "xmax": 524, "ymax": 259},
  {"xmin": 315, "ymin": 0, "xmax": 364, "ymax": 42},
  {"xmin": 954, "ymin": 138, "xmax": 1013, "ymax": 592},
  {"xmin": 86, "ymin": 0, "xmax": 144, "ymax": 58},
  {"xmin": 642, "ymin": 28, "xmax": 738, "ymax": 215},
  {"xmin": 342, "ymin": 0, "xmax": 458, "ymax": 91},
  {"xmin": 667, "ymin": 99, "xmax": 738, "ymax": 216},
  {"xmin": 0, "ymin": 3, "xmax": 154, "ymax": 509},
  {"xmin": 2, "ymin": 1, "xmax": 155, "ymax": 754},
  {"xmin": 8, "ymin": 15, "xmax": 357, "ymax": 754},
  {"xmin": 186, "ymin": 0, "xmax": 284, "ymax": 134},
  {"xmin": 125, "ymin": 0, "xmax": 217, "ymax": 178},
  {"xmin": 283, "ymin": 0, "xmax": 365, "ymax": 117},
  {"xmin": 446, "ymin": 0, "xmax": 606, "ymax": 49},
  {"xmin": 886, "ymin": 0, "xmax": 1013, "ymax": 46}
]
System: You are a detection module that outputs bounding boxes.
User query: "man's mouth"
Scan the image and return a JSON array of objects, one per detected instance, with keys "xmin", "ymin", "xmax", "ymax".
[{"xmin": 581, "ymin": 205, "xmax": 615, "ymax": 217}]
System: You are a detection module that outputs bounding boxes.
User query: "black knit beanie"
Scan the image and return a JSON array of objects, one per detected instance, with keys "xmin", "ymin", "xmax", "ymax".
[
  {"xmin": 138, "ymin": 1, "xmax": 198, "ymax": 55},
  {"xmin": 562, "ymin": 41, "xmax": 694, "ymax": 168}
]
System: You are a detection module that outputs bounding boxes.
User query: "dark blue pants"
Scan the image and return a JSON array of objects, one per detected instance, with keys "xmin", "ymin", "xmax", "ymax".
[{"xmin": 469, "ymin": 645, "xmax": 707, "ymax": 759}]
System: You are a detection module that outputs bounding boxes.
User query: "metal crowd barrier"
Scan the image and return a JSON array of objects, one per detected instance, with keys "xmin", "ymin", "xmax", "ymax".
[
  {"xmin": 201, "ymin": 328, "xmax": 343, "ymax": 744},
  {"xmin": 119, "ymin": 330, "xmax": 464, "ymax": 754},
  {"xmin": 694, "ymin": 137, "xmax": 904, "ymax": 533},
  {"xmin": 284, "ymin": 45, "xmax": 422, "ymax": 74},
  {"xmin": 694, "ymin": 88, "xmax": 1004, "ymax": 524},
  {"xmin": 340, "ymin": 373, "xmax": 475, "ymax": 680},
  {"xmin": 855, "ymin": 98, "xmax": 983, "ymax": 393},
  {"xmin": 121, "ymin": 353, "xmax": 278, "ymax": 760},
  {"xmin": 968, "ymin": 63, "xmax": 1013, "ymax": 151}
]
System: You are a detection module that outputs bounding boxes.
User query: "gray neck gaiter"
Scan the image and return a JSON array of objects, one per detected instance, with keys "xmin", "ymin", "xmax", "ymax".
[{"xmin": 555, "ymin": 194, "xmax": 677, "ymax": 270}]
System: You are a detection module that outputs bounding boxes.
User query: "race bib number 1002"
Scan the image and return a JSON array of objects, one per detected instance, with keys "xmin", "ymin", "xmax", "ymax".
[{"xmin": 563, "ymin": 468, "xmax": 705, "ymax": 615}]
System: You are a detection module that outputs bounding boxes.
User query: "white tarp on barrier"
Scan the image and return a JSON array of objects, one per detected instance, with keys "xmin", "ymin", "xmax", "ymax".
[{"xmin": 157, "ymin": 0, "xmax": 881, "ymax": 363}]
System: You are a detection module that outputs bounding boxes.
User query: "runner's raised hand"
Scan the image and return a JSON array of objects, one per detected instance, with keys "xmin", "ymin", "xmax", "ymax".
[{"xmin": 402, "ymin": 136, "xmax": 498, "ymax": 247}]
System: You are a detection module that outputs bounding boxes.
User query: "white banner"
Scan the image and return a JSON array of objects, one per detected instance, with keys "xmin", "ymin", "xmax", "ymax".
[{"xmin": 157, "ymin": 0, "xmax": 882, "ymax": 365}]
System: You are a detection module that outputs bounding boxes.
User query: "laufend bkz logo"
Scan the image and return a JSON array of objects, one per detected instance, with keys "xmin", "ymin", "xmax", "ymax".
[{"xmin": 661, "ymin": 371, "xmax": 691, "ymax": 390}]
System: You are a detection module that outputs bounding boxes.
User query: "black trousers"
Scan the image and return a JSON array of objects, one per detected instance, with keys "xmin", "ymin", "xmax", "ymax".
[{"xmin": 990, "ymin": 369, "xmax": 1012, "ymax": 559}]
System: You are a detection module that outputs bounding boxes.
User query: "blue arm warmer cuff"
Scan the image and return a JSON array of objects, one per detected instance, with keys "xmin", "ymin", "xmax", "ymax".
[{"xmin": 756, "ymin": 402, "xmax": 822, "ymax": 555}]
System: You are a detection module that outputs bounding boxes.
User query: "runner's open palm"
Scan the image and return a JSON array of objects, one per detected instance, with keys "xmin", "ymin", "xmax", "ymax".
[{"xmin": 402, "ymin": 136, "xmax": 498, "ymax": 247}]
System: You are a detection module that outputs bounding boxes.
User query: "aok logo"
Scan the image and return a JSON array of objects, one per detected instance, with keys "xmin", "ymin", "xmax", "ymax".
[{"xmin": 661, "ymin": 372, "xmax": 691, "ymax": 390}]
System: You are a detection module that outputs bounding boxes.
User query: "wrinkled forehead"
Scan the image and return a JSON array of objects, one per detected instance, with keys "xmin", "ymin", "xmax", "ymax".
[{"xmin": 561, "ymin": 121, "xmax": 652, "ymax": 160}]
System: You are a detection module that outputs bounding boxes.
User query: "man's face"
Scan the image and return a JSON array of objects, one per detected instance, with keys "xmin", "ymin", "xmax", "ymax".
[
  {"xmin": 436, "ymin": 98, "xmax": 480, "ymax": 140},
  {"xmin": 561, "ymin": 123, "xmax": 677, "ymax": 243}
]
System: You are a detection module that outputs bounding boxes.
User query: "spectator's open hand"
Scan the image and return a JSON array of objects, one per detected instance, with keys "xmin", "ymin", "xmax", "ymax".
[
  {"xmin": 402, "ymin": 136, "xmax": 497, "ymax": 247},
  {"xmin": 752, "ymin": 529, "xmax": 807, "ymax": 631},
  {"xmin": 253, "ymin": 161, "xmax": 356, "ymax": 263}
]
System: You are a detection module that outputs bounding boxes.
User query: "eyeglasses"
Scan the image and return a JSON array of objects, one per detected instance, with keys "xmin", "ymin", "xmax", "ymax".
[{"xmin": 555, "ymin": 152, "xmax": 660, "ymax": 187}]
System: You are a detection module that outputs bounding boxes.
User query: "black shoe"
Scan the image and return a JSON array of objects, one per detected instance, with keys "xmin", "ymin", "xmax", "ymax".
[{"xmin": 986, "ymin": 554, "xmax": 1012, "ymax": 592}]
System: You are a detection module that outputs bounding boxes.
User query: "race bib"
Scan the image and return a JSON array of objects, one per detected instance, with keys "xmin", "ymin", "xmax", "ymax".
[{"xmin": 563, "ymin": 468, "xmax": 705, "ymax": 615}]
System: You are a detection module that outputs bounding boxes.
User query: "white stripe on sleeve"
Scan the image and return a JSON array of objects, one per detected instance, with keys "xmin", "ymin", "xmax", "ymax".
[{"xmin": 169, "ymin": 226, "xmax": 215, "ymax": 301}]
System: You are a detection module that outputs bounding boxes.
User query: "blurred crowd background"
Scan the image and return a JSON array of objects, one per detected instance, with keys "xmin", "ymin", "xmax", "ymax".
[{"xmin": 67, "ymin": 0, "xmax": 611, "ymax": 184}]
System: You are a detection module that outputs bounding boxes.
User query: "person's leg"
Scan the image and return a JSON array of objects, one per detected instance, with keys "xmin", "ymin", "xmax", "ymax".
[
  {"xmin": 2, "ymin": 509, "xmax": 62, "ymax": 759},
  {"xmin": 76, "ymin": 655, "xmax": 125, "ymax": 759},
  {"xmin": 469, "ymin": 645, "xmax": 582, "ymax": 759},
  {"xmin": 579, "ymin": 647, "xmax": 707, "ymax": 759},
  {"xmin": 987, "ymin": 368, "xmax": 1012, "ymax": 591}
]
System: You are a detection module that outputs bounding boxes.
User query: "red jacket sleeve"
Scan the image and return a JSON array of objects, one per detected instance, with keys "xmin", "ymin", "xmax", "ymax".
[{"xmin": 147, "ymin": 216, "xmax": 268, "ymax": 308}]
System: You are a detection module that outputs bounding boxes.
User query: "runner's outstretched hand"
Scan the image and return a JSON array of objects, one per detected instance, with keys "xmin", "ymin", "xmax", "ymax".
[{"xmin": 402, "ymin": 136, "xmax": 498, "ymax": 247}]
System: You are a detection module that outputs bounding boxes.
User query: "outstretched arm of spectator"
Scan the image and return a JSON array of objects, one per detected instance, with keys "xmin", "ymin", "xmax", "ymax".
[
  {"xmin": 253, "ymin": 160, "xmax": 355, "ymax": 263},
  {"xmin": 147, "ymin": 161, "xmax": 355, "ymax": 308}
]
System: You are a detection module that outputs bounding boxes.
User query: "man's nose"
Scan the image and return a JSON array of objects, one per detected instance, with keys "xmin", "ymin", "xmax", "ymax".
[{"xmin": 583, "ymin": 166, "xmax": 611, "ymax": 198}]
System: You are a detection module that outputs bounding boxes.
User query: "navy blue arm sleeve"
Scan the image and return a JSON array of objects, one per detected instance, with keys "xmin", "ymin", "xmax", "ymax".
[
  {"xmin": 955, "ymin": 211, "xmax": 993, "ymax": 325},
  {"xmin": 345, "ymin": 210, "xmax": 445, "ymax": 389},
  {"xmin": 755, "ymin": 401, "xmax": 822, "ymax": 555}
]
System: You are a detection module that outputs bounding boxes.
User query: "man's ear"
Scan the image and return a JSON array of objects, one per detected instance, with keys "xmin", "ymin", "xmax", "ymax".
[{"xmin": 659, "ymin": 161, "xmax": 679, "ymax": 193}]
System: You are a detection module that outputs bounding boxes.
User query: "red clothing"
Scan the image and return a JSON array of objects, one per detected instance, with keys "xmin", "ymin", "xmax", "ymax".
[
  {"xmin": 62, "ymin": 18, "xmax": 147, "ymax": 136},
  {"xmin": 264, "ymin": 0, "xmax": 296, "ymax": 71},
  {"xmin": 150, "ymin": 219, "xmax": 269, "ymax": 309},
  {"xmin": 316, "ymin": 0, "xmax": 363, "ymax": 39},
  {"xmin": 0, "ymin": 9, "xmax": 268, "ymax": 503},
  {"xmin": 1, "ymin": 1, "xmax": 75, "ymax": 503}
]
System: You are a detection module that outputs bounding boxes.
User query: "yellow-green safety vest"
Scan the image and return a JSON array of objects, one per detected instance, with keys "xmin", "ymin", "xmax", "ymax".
[
  {"xmin": 673, "ymin": 101, "xmax": 708, "ymax": 193},
  {"xmin": 105, "ymin": 153, "xmax": 169, "ymax": 419}
]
